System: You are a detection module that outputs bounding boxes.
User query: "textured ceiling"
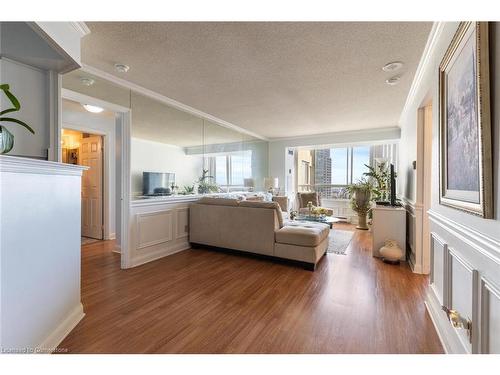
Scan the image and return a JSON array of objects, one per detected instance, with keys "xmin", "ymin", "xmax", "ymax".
[
  {"xmin": 81, "ymin": 22, "xmax": 432, "ymax": 139},
  {"xmin": 63, "ymin": 70, "xmax": 254, "ymax": 147}
]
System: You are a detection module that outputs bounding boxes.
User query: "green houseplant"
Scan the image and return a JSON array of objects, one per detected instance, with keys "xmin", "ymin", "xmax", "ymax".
[
  {"xmin": 363, "ymin": 161, "xmax": 394, "ymax": 202},
  {"xmin": 180, "ymin": 185, "xmax": 195, "ymax": 195},
  {"xmin": 347, "ymin": 179, "xmax": 373, "ymax": 230},
  {"xmin": 0, "ymin": 84, "xmax": 35, "ymax": 154},
  {"xmin": 197, "ymin": 169, "xmax": 219, "ymax": 194}
]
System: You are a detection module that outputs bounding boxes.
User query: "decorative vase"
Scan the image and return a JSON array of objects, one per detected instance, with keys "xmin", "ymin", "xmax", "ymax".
[
  {"xmin": 379, "ymin": 239, "xmax": 403, "ymax": 264},
  {"xmin": 356, "ymin": 213, "xmax": 368, "ymax": 230},
  {"xmin": 0, "ymin": 126, "xmax": 14, "ymax": 154}
]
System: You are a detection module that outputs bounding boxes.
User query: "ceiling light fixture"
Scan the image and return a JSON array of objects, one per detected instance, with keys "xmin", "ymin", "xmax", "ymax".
[
  {"xmin": 114, "ymin": 63, "xmax": 130, "ymax": 73},
  {"xmin": 385, "ymin": 76, "xmax": 401, "ymax": 86},
  {"xmin": 80, "ymin": 77, "xmax": 95, "ymax": 86},
  {"xmin": 382, "ymin": 61, "xmax": 404, "ymax": 72},
  {"xmin": 82, "ymin": 104, "xmax": 104, "ymax": 113}
]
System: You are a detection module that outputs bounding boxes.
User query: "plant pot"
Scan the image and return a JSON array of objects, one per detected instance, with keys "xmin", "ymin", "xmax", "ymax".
[{"xmin": 356, "ymin": 213, "xmax": 369, "ymax": 230}]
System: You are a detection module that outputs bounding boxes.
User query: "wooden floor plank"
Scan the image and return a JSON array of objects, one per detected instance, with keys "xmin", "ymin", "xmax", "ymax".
[{"xmin": 59, "ymin": 223, "xmax": 444, "ymax": 354}]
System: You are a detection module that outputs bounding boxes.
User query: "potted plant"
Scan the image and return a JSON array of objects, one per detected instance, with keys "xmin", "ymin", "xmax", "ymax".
[
  {"xmin": 196, "ymin": 169, "xmax": 219, "ymax": 194},
  {"xmin": 363, "ymin": 161, "xmax": 393, "ymax": 202},
  {"xmin": 0, "ymin": 84, "xmax": 35, "ymax": 154},
  {"xmin": 180, "ymin": 185, "xmax": 195, "ymax": 195},
  {"xmin": 347, "ymin": 179, "xmax": 373, "ymax": 230}
]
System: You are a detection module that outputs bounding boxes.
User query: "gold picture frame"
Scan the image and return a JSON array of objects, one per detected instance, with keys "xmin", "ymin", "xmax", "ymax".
[{"xmin": 439, "ymin": 22, "xmax": 493, "ymax": 218}]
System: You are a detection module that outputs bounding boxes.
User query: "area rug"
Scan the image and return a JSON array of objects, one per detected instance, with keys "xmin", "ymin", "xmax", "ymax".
[{"xmin": 327, "ymin": 229, "xmax": 354, "ymax": 255}]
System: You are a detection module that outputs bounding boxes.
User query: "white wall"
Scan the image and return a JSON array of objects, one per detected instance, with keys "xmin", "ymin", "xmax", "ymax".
[
  {"xmin": 62, "ymin": 99, "xmax": 117, "ymax": 239},
  {"xmin": 399, "ymin": 22, "xmax": 500, "ymax": 353},
  {"xmin": 131, "ymin": 138, "xmax": 204, "ymax": 196},
  {"xmin": 269, "ymin": 127, "xmax": 401, "ymax": 196},
  {"xmin": 0, "ymin": 58, "xmax": 49, "ymax": 158},
  {"xmin": 0, "ymin": 156, "xmax": 85, "ymax": 351}
]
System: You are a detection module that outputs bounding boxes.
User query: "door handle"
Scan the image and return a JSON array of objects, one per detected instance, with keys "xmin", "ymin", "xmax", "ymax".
[{"xmin": 442, "ymin": 306, "xmax": 472, "ymax": 342}]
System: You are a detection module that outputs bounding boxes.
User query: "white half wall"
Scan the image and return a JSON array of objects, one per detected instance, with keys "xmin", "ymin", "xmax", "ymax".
[
  {"xmin": 131, "ymin": 138, "xmax": 204, "ymax": 196},
  {"xmin": 0, "ymin": 156, "xmax": 85, "ymax": 352}
]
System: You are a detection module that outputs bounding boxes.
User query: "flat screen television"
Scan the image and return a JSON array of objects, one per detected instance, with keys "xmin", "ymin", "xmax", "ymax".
[
  {"xmin": 390, "ymin": 163, "xmax": 396, "ymax": 206},
  {"xmin": 142, "ymin": 172, "xmax": 175, "ymax": 196}
]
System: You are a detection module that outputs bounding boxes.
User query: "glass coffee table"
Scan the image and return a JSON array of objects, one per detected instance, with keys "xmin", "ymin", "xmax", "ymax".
[{"xmin": 294, "ymin": 215, "xmax": 340, "ymax": 229}]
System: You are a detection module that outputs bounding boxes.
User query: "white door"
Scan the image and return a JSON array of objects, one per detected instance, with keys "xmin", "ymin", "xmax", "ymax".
[{"xmin": 80, "ymin": 135, "xmax": 103, "ymax": 239}]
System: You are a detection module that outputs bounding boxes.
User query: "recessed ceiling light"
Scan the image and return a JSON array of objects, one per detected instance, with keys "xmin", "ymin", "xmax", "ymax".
[
  {"xmin": 382, "ymin": 61, "xmax": 404, "ymax": 72},
  {"xmin": 385, "ymin": 76, "xmax": 401, "ymax": 86},
  {"xmin": 82, "ymin": 104, "xmax": 104, "ymax": 113},
  {"xmin": 114, "ymin": 63, "xmax": 130, "ymax": 73},
  {"xmin": 80, "ymin": 77, "xmax": 95, "ymax": 86}
]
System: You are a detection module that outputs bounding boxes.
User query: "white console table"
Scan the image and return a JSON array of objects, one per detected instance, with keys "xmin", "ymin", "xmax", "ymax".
[{"xmin": 371, "ymin": 205, "xmax": 406, "ymax": 261}]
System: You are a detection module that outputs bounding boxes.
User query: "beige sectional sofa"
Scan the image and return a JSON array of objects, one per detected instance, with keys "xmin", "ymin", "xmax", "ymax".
[{"xmin": 189, "ymin": 197, "xmax": 330, "ymax": 270}]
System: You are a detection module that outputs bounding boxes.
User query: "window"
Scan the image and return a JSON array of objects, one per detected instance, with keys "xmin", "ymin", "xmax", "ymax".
[
  {"xmin": 300, "ymin": 161, "xmax": 310, "ymax": 185},
  {"xmin": 215, "ymin": 156, "xmax": 227, "ymax": 185},
  {"xmin": 210, "ymin": 150, "xmax": 252, "ymax": 188},
  {"xmin": 330, "ymin": 148, "xmax": 348, "ymax": 185},
  {"xmin": 351, "ymin": 146, "xmax": 370, "ymax": 183}
]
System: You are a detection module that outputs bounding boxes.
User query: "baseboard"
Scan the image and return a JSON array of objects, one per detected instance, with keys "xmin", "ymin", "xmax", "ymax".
[
  {"xmin": 425, "ymin": 288, "xmax": 467, "ymax": 354},
  {"xmin": 108, "ymin": 232, "xmax": 116, "ymax": 240},
  {"xmin": 129, "ymin": 242, "xmax": 190, "ymax": 268},
  {"xmin": 38, "ymin": 303, "xmax": 85, "ymax": 353},
  {"xmin": 113, "ymin": 243, "xmax": 121, "ymax": 254},
  {"xmin": 408, "ymin": 255, "xmax": 423, "ymax": 274}
]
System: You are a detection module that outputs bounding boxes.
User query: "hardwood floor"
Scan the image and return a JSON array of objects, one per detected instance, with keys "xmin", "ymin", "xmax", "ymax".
[{"xmin": 59, "ymin": 224, "xmax": 444, "ymax": 353}]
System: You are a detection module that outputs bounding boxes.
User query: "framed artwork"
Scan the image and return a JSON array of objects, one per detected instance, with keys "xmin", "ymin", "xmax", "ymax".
[{"xmin": 439, "ymin": 22, "xmax": 493, "ymax": 218}]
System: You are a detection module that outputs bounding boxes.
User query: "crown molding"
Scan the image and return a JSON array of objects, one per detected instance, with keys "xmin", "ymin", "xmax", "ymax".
[
  {"xmin": 399, "ymin": 22, "xmax": 446, "ymax": 124},
  {"xmin": 80, "ymin": 64, "xmax": 269, "ymax": 142},
  {"xmin": 268, "ymin": 126, "xmax": 401, "ymax": 143},
  {"xmin": 70, "ymin": 22, "xmax": 91, "ymax": 37}
]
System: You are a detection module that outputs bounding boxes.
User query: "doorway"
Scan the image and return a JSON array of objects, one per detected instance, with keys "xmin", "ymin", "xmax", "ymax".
[
  {"xmin": 62, "ymin": 129, "xmax": 104, "ymax": 241},
  {"xmin": 421, "ymin": 104, "xmax": 433, "ymax": 273}
]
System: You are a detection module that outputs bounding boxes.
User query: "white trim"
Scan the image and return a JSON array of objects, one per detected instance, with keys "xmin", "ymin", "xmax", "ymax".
[
  {"xmin": 37, "ymin": 303, "xmax": 84, "ymax": 353},
  {"xmin": 428, "ymin": 209, "xmax": 500, "ymax": 266},
  {"xmin": 0, "ymin": 155, "xmax": 87, "ymax": 176},
  {"xmin": 70, "ymin": 22, "xmax": 91, "ymax": 37},
  {"xmin": 109, "ymin": 232, "xmax": 116, "ymax": 240},
  {"xmin": 80, "ymin": 64, "xmax": 268, "ymax": 141},
  {"xmin": 425, "ymin": 288, "xmax": 467, "ymax": 354},
  {"xmin": 129, "ymin": 242, "xmax": 190, "ymax": 269},
  {"xmin": 269, "ymin": 126, "xmax": 401, "ymax": 143},
  {"xmin": 60, "ymin": 89, "xmax": 132, "ymax": 269},
  {"xmin": 399, "ymin": 22, "xmax": 446, "ymax": 124},
  {"xmin": 62, "ymin": 88, "xmax": 130, "ymax": 113}
]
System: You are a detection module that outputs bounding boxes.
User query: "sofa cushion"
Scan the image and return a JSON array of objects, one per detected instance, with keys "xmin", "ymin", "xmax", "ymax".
[
  {"xmin": 297, "ymin": 192, "xmax": 321, "ymax": 208},
  {"xmin": 275, "ymin": 223, "xmax": 330, "ymax": 247},
  {"xmin": 272, "ymin": 196, "xmax": 288, "ymax": 212},
  {"xmin": 239, "ymin": 200, "xmax": 284, "ymax": 228},
  {"xmin": 197, "ymin": 197, "xmax": 240, "ymax": 206}
]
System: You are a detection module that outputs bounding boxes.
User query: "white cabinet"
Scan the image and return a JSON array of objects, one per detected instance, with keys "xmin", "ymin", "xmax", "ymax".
[{"xmin": 371, "ymin": 205, "xmax": 406, "ymax": 261}]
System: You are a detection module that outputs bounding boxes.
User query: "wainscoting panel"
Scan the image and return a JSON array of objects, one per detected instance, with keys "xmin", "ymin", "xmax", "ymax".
[
  {"xmin": 426, "ymin": 210, "xmax": 500, "ymax": 354},
  {"xmin": 480, "ymin": 278, "xmax": 500, "ymax": 353},
  {"xmin": 129, "ymin": 197, "xmax": 198, "ymax": 268},
  {"xmin": 136, "ymin": 210, "xmax": 173, "ymax": 249},
  {"xmin": 449, "ymin": 249, "xmax": 478, "ymax": 353},
  {"xmin": 430, "ymin": 233, "xmax": 446, "ymax": 306},
  {"xmin": 175, "ymin": 208, "xmax": 189, "ymax": 239}
]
